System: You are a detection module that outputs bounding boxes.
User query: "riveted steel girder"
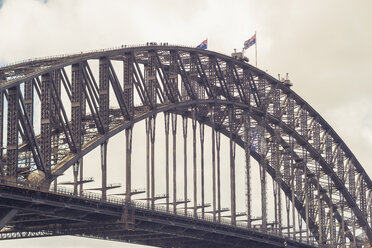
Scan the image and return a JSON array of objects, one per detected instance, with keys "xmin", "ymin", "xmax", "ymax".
[{"xmin": 1, "ymin": 45, "xmax": 371, "ymax": 246}]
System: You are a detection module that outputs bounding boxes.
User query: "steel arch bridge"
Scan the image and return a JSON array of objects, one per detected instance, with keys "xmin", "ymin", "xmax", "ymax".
[{"xmin": 0, "ymin": 44, "xmax": 371, "ymax": 247}]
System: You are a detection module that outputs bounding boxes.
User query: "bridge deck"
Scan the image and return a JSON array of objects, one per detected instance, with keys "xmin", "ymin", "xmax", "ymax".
[{"xmin": 0, "ymin": 179, "xmax": 315, "ymax": 248}]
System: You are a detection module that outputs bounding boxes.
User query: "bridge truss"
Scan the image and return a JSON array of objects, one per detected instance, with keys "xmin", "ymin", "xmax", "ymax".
[{"xmin": 0, "ymin": 44, "xmax": 371, "ymax": 247}]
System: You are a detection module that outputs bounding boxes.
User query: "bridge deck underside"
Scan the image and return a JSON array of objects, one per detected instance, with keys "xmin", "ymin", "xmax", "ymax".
[{"xmin": 0, "ymin": 183, "xmax": 314, "ymax": 248}]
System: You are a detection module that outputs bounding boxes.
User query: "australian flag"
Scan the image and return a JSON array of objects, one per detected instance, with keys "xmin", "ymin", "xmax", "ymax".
[
  {"xmin": 244, "ymin": 34, "xmax": 256, "ymax": 50},
  {"xmin": 196, "ymin": 39, "xmax": 207, "ymax": 50}
]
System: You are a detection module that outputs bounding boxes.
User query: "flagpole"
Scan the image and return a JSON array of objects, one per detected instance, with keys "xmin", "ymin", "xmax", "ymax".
[{"xmin": 255, "ymin": 31, "xmax": 257, "ymax": 67}]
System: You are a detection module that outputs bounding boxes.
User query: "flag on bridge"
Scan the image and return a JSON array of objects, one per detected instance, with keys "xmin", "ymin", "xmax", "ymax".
[
  {"xmin": 244, "ymin": 33, "xmax": 256, "ymax": 50},
  {"xmin": 243, "ymin": 32, "xmax": 258, "ymax": 67},
  {"xmin": 196, "ymin": 39, "xmax": 208, "ymax": 50}
]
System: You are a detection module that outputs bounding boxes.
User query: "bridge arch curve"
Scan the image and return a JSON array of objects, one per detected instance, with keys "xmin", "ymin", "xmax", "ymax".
[{"xmin": 0, "ymin": 45, "xmax": 371, "ymax": 246}]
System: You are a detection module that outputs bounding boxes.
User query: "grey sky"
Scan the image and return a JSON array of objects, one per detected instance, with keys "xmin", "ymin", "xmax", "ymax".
[{"xmin": 1, "ymin": 0, "xmax": 372, "ymax": 247}]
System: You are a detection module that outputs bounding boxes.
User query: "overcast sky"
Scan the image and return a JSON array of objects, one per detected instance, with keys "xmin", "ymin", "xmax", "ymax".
[{"xmin": 1, "ymin": 0, "xmax": 372, "ymax": 247}]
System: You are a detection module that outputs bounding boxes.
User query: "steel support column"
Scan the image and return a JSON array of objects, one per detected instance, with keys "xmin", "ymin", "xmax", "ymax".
[
  {"xmin": 192, "ymin": 109, "xmax": 197, "ymax": 218},
  {"xmin": 284, "ymin": 148, "xmax": 291, "ymax": 237},
  {"xmin": 360, "ymin": 177, "xmax": 367, "ymax": 246},
  {"xmin": 24, "ymin": 80, "xmax": 33, "ymax": 122},
  {"xmin": 190, "ymin": 53, "xmax": 201, "ymax": 99},
  {"xmin": 286, "ymin": 97, "xmax": 296, "ymax": 240},
  {"xmin": 272, "ymin": 88, "xmax": 282, "ymax": 236},
  {"xmin": 6, "ymin": 87, "xmax": 18, "ymax": 180},
  {"xmin": 274, "ymin": 130, "xmax": 282, "ymax": 236},
  {"xmin": 169, "ymin": 51, "xmax": 179, "ymax": 101},
  {"xmin": 209, "ymin": 57, "xmax": 217, "ymax": 222},
  {"xmin": 40, "ymin": 73, "xmax": 52, "ymax": 177},
  {"xmin": 182, "ymin": 116, "xmax": 188, "ymax": 214},
  {"xmin": 211, "ymin": 105, "xmax": 217, "ymax": 222},
  {"xmin": 313, "ymin": 122, "xmax": 324, "ymax": 244},
  {"xmin": 101, "ymin": 141, "xmax": 108, "ymax": 201},
  {"xmin": 259, "ymin": 124, "xmax": 267, "ymax": 232},
  {"xmin": 337, "ymin": 147, "xmax": 346, "ymax": 247},
  {"xmin": 98, "ymin": 57, "xmax": 110, "ymax": 200},
  {"xmin": 146, "ymin": 51, "xmax": 157, "ymax": 105},
  {"xmin": 80, "ymin": 65, "xmax": 87, "ymax": 192},
  {"xmin": 325, "ymin": 135, "xmax": 335, "ymax": 245},
  {"xmin": 291, "ymin": 136, "xmax": 296, "ymax": 240},
  {"xmin": 171, "ymin": 113, "xmax": 177, "ymax": 214},
  {"xmin": 243, "ymin": 110, "xmax": 251, "ymax": 228},
  {"xmin": 200, "ymin": 122, "xmax": 205, "ymax": 219},
  {"xmin": 73, "ymin": 162, "xmax": 79, "ymax": 195},
  {"xmin": 229, "ymin": 106, "xmax": 236, "ymax": 226},
  {"xmin": 79, "ymin": 159, "xmax": 83, "ymax": 196},
  {"xmin": 24, "ymin": 80, "xmax": 33, "ymax": 172},
  {"xmin": 300, "ymin": 109, "xmax": 309, "ymax": 243},
  {"xmin": 216, "ymin": 130, "xmax": 221, "ymax": 222},
  {"xmin": 123, "ymin": 53, "xmax": 134, "ymax": 116},
  {"xmin": 146, "ymin": 118, "xmax": 150, "ymax": 208},
  {"xmin": 71, "ymin": 63, "xmax": 82, "ymax": 193},
  {"xmin": 99, "ymin": 57, "xmax": 110, "ymax": 130},
  {"xmin": 150, "ymin": 116, "xmax": 156, "ymax": 210},
  {"xmin": 349, "ymin": 164, "xmax": 357, "ymax": 246},
  {"xmin": 51, "ymin": 71, "xmax": 61, "ymax": 126},
  {"xmin": 164, "ymin": 112, "xmax": 170, "ymax": 211},
  {"xmin": 51, "ymin": 71, "xmax": 61, "ymax": 190},
  {"xmin": 125, "ymin": 128, "xmax": 133, "ymax": 202}
]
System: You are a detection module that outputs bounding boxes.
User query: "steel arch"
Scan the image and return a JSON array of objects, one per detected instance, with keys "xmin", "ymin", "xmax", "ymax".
[{"xmin": 0, "ymin": 45, "xmax": 371, "ymax": 246}]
